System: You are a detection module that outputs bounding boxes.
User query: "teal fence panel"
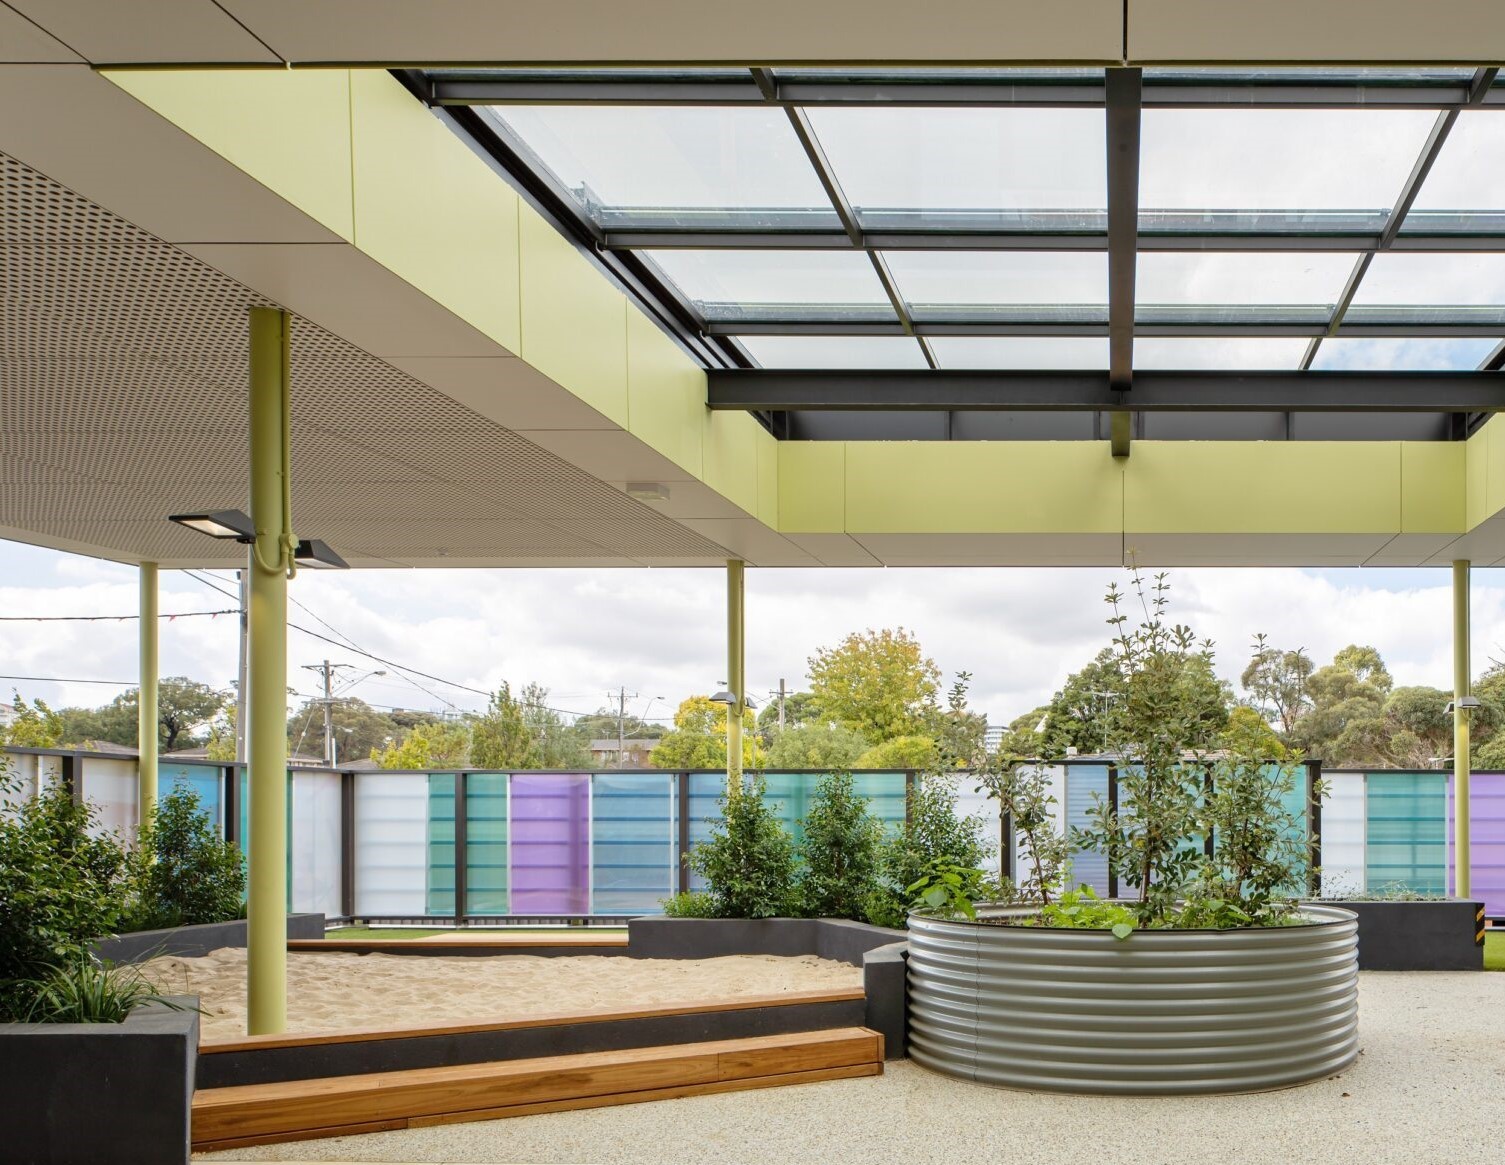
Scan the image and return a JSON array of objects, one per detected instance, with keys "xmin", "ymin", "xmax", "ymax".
[
  {"xmin": 426, "ymin": 773, "xmax": 456, "ymax": 916},
  {"xmin": 591, "ymin": 773, "xmax": 676, "ymax": 915},
  {"xmin": 1063, "ymin": 764, "xmax": 1109, "ymax": 894},
  {"xmin": 465, "ymin": 773, "xmax": 508, "ymax": 916},
  {"xmin": 157, "ymin": 762, "xmax": 222, "ymax": 829},
  {"xmin": 1365, "ymin": 771, "xmax": 1447, "ymax": 894}
]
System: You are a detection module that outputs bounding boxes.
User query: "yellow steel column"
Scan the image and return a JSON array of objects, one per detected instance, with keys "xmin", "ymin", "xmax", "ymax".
[
  {"xmin": 137, "ymin": 562, "xmax": 158, "ymax": 827},
  {"xmin": 1453, "ymin": 559, "xmax": 1472, "ymax": 899},
  {"xmin": 247, "ymin": 306, "xmax": 293, "ymax": 1035},
  {"xmin": 726, "ymin": 559, "xmax": 745, "ymax": 797}
]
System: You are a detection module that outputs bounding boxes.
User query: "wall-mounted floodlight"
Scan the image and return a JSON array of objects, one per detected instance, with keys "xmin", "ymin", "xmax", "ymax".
[
  {"xmin": 710, "ymin": 688, "xmax": 758, "ymax": 710},
  {"xmin": 168, "ymin": 509, "xmax": 255, "ymax": 542},
  {"xmin": 294, "ymin": 539, "xmax": 349, "ymax": 570},
  {"xmin": 1445, "ymin": 696, "xmax": 1483, "ymax": 715}
]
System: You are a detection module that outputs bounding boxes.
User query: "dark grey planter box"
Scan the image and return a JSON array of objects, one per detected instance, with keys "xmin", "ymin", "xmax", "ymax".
[
  {"xmin": 0, "ymin": 996, "xmax": 198, "ymax": 1165},
  {"xmin": 1313, "ymin": 899, "xmax": 1484, "ymax": 970},
  {"xmin": 93, "ymin": 912, "xmax": 325, "ymax": 964},
  {"xmin": 627, "ymin": 917, "xmax": 910, "ymax": 1057}
]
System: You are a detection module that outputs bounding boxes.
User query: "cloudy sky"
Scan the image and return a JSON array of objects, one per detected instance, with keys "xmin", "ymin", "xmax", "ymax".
[{"xmin": 3, "ymin": 538, "xmax": 1502, "ymax": 732}]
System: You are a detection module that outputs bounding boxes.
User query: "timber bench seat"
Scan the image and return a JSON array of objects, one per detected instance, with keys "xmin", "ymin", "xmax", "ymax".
[{"xmin": 191, "ymin": 1026, "xmax": 883, "ymax": 1152}]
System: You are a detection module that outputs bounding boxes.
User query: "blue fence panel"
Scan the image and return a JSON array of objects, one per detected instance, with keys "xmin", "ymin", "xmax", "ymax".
[{"xmin": 591, "ymin": 773, "xmax": 676, "ymax": 915}]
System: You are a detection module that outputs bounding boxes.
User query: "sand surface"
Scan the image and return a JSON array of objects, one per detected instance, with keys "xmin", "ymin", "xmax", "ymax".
[{"xmin": 139, "ymin": 948, "xmax": 862, "ymax": 1040}]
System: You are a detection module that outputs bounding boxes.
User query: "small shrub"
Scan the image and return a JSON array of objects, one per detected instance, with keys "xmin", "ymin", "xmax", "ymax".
[
  {"xmin": 0, "ymin": 767, "xmax": 128, "ymax": 1021},
  {"xmin": 797, "ymin": 773, "xmax": 883, "ymax": 919},
  {"xmin": 18, "ymin": 957, "xmax": 198, "ymax": 1024},
  {"xmin": 123, "ymin": 787, "xmax": 245, "ymax": 932},
  {"xmin": 907, "ymin": 857, "xmax": 989, "ymax": 921},
  {"xmin": 660, "ymin": 891, "xmax": 716, "ymax": 918},
  {"xmin": 685, "ymin": 778, "xmax": 798, "ymax": 919},
  {"xmin": 866, "ymin": 774, "xmax": 992, "ymax": 927}
]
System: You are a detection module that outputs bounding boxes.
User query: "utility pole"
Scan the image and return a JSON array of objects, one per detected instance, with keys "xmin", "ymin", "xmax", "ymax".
[
  {"xmin": 301, "ymin": 659, "xmax": 352, "ymax": 766},
  {"xmin": 610, "ymin": 686, "xmax": 637, "ymax": 766},
  {"xmin": 778, "ymin": 678, "xmax": 787, "ymax": 731}
]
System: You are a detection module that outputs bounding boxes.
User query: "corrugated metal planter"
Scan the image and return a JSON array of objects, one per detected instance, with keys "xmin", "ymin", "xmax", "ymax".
[{"xmin": 908, "ymin": 904, "xmax": 1358, "ymax": 1096}]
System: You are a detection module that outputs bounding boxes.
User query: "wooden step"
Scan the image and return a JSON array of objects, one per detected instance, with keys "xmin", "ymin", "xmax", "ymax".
[{"xmin": 191, "ymin": 1026, "xmax": 882, "ymax": 1152}]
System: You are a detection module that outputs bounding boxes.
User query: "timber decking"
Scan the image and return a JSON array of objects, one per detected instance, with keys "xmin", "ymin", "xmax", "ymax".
[
  {"xmin": 287, "ymin": 931, "xmax": 630, "ymax": 955},
  {"xmin": 191, "ymin": 1027, "xmax": 883, "ymax": 1152}
]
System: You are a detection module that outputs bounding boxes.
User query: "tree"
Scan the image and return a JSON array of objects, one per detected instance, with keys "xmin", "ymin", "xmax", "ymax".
[
  {"xmin": 648, "ymin": 695, "xmax": 763, "ymax": 770},
  {"xmin": 205, "ymin": 706, "xmax": 236, "ymax": 762},
  {"xmin": 808, "ymin": 628, "xmax": 941, "ymax": 743},
  {"xmin": 755, "ymin": 691, "xmax": 820, "ymax": 735},
  {"xmin": 855, "ymin": 735, "xmax": 941, "ymax": 771},
  {"xmin": 57, "ymin": 678, "xmax": 229, "ymax": 753},
  {"xmin": 1241, "ymin": 636, "xmax": 1314, "ymax": 734},
  {"xmin": 520, "ymin": 683, "xmax": 591, "ymax": 769},
  {"xmin": 1220, "ymin": 705, "xmax": 1288, "ymax": 759},
  {"xmin": 684, "ymin": 777, "xmax": 797, "ymax": 918},
  {"xmin": 797, "ymin": 773, "xmax": 884, "ymax": 919},
  {"xmin": 935, "ymin": 672, "xmax": 986, "ymax": 765},
  {"xmin": 764, "ymin": 723, "xmax": 870, "ymax": 770},
  {"xmin": 469, "ymin": 682, "xmax": 537, "ymax": 769},
  {"xmin": 370, "ymin": 720, "xmax": 471, "ymax": 769},
  {"xmin": 2, "ymin": 695, "xmax": 62, "ymax": 748},
  {"xmin": 1287, "ymin": 645, "xmax": 1394, "ymax": 765},
  {"xmin": 286, "ymin": 696, "xmax": 397, "ymax": 763}
]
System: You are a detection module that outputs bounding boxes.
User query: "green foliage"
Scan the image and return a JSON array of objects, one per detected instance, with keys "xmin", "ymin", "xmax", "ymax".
[
  {"xmin": 755, "ymin": 691, "xmax": 820, "ymax": 734},
  {"xmin": 286, "ymin": 696, "xmax": 399, "ymax": 764},
  {"xmin": 0, "ymin": 766, "xmax": 128, "ymax": 1021},
  {"xmin": 3, "ymin": 694, "xmax": 63, "ymax": 747},
  {"xmin": 684, "ymin": 778, "xmax": 797, "ymax": 918},
  {"xmin": 659, "ymin": 890, "xmax": 716, "ymax": 918},
  {"xmin": 371, "ymin": 720, "xmax": 471, "ymax": 769},
  {"xmin": 976, "ymin": 759, "xmax": 1070, "ymax": 905},
  {"xmin": 807, "ymin": 628, "xmax": 942, "ymax": 743},
  {"xmin": 468, "ymin": 682, "xmax": 537, "ymax": 769},
  {"xmin": 906, "ymin": 857, "xmax": 988, "ymax": 921},
  {"xmin": 854, "ymin": 734, "xmax": 941, "ymax": 772},
  {"xmin": 796, "ymin": 773, "xmax": 884, "ymax": 919},
  {"xmin": 649, "ymin": 696, "xmax": 763, "ymax": 770},
  {"xmin": 763, "ymin": 723, "xmax": 870, "ymax": 770},
  {"xmin": 17, "ymin": 958, "xmax": 199, "ymax": 1024},
  {"xmin": 1241, "ymin": 636, "xmax": 1314, "ymax": 736},
  {"xmin": 866, "ymin": 774, "xmax": 991, "ymax": 927},
  {"xmin": 122, "ymin": 788, "xmax": 245, "ymax": 932},
  {"xmin": 1035, "ymin": 886, "xmax": 1139, "ymax": 940},
  {"xmin": 520, "ymin": 684, "xmax": 592, "ymax": 770}
]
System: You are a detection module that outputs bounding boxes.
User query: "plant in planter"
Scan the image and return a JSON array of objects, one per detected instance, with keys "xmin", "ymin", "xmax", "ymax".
[
  {"xmin": 865, "ymin": 773, "xmax": 992, "ymax": 927},
  {"xmin": 796, "ymin": 772, "xmax": 884, "ymax": 920},
  {"xmin": 908, "ymin": 571, "xmax": 1360, "ymax": 1095},
  {"xmin": 122, "ymin": 786, "xmax": 246, "ymax": 932},
  {"xmin": 684, "ymin": 776, "xmax": 798, "ymax": 919}
]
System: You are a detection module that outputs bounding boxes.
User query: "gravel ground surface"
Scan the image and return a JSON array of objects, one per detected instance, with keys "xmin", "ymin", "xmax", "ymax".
[{"xmin": 201, "ymin": 971, "xmax": 1503, "ymax": 1165}]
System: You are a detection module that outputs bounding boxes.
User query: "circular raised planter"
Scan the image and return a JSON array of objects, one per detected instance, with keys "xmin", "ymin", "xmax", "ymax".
[{"xmin": 907, "ymin": 903, "xmax": 1358, "ymax": 1096}]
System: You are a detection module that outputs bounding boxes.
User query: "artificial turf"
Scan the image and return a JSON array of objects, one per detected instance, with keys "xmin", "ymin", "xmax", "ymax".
[{"xmin": 1485, "ymin": 931, "xmax": 1504, "ymax": 971}]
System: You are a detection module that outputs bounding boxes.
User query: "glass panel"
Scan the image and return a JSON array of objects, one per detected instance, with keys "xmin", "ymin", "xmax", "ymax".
[
  {"xmin": 1133, "ymin": 338, "xmax": 1307, "ymax": 369},
  {"xmin": 686, "ymin": 772, "xmax": 725, "ymax": 892},
  {"xmin": 807, "ymin": 107, "xmax": 1106, "ymax": 231},
  {"xmin": 642, "ymin": 250, "xmax": 894, "ymax": 322},
  {"xmin": 465, "ymin": 773, "xmax": 509, "ymax": 916},
  {"xmin": 1405, "ymin": 112, "xmax": 1505, "ymax": 234},
  {"xmin": 1062, "ymin": 764, "xmax": 1110, "ymax": 895},
  {"xmin": 1137, "ymin": 253, "xmax": 1354, "ymax": 308},
  {"xmin": 158, "ymin": 763, "xmax": 222, "ymax": 829},
  {"xmin": 78, "ymin": 757, "xmax": 137, "ymax": 836},
  {"xmin": 591, "ymin": 772, "xmax": 675, "ymax": 915},
  {"xmin": 1452, "ymin": 771, "xmax": 1505, "ymax": 916},
  {"xmin": 353, "ymin": 774, "xmax": 431, "ymax": 916},
  {"xmin": 427, "ymin": 774, "xmax": 456, "ymax": 916},
  {"xmin": 1273, "ymin": 764, "xmax": 1311, "ymax": 896},
  {"xmin": 930, "ymin": 336, "xmax": 1108, "ymax": 370},
  {"xmin": 1319, "ymin": 772, "xmax": 1367, "ymax": 898},
  {"xmin": 953, "ymin": 782, "xmax": 1003, "ymax": 880},
  {"xmin": 1365, "ymin": 772, "xmax": 1446, "ymax": 894},
  {"xmin": 1140, "ymin": 110, "xmax": 1436, "ymax": 231},
  {"xmin": 1348, "ymin": 253, "xmax": 1505, "ymax": 324},
  {"xmin": 484, "ymin": 106, "xmax": 837, "ymax": 230},
  {"xmin": 509, "ymin": 774, "xmax": 589, "ymax": 914},
  {"xmin": 290, "ymin": 771, "xmax": 341, "ymax": 918},
  {"xmin": 739, "ymin": 335, "xmax": 928, "ymax": 369},
  {"xmin": 1311, "ymin": 337, "xmax": 1498, "ymax": 371},
  {"xmin": 885, "ymin": 251, "xmax": 1107, "ymax": 323}
]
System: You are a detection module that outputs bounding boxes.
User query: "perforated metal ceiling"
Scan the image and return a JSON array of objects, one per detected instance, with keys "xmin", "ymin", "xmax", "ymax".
[{"xmin": 0, "ymin": 152, "xmax": 732, "ymax": 567}]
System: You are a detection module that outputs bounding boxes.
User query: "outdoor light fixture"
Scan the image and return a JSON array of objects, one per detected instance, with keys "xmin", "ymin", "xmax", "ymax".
[
  {"xmin": 294, "ymin": 539, "xmax": 350, "ymax": 570},
  {"xmin": 1445, "ymin": 696, "xmax": 1483, "ymax": 714},
  {"xmin": 710, "ymin": 688, "xmax": 758, "ymax": 709},
  {"xmin": 168, "ymin": 509, "xmax": 256, "ymax": 542},
  {"xmin": 625, "ymin": 482, "xmax": 670, "ymax": 502}
]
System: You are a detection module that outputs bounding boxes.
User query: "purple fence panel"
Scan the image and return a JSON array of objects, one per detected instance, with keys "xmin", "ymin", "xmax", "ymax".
[
  {"xmin": 508, "ymin": 773, "xmax": 590, "ymax": 914},
  {"xmin": 1449, "ymin": 770, "xmax": 1505, "ymax": 918}
]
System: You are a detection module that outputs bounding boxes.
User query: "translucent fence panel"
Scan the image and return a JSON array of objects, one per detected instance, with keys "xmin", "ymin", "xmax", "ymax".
[
  {"xmin": 1366, "ymin": 772, "xmax": 1447, "ymax": 894},
  {"xmin": 427, "ymin": 775, "xmax": 456, "ymax": 916},
  {"xmin": 1062, "ymin": 765, "xmax": 1110, "ymax": 894},
  {"xmin": 591, "ymin": 773, "xmax": 676, "ymax": 915},
  {"xmin": 1450, "ymin": 771, "xmax": 1505, "ymax": 916},
  {"xmin": 762, "ymin": 771, "xmax": 907, "ymax": 845},
  {"xmin": 159, "ymin": 763, "xmax": 222, "ymax": 829},
  {"xmin": 685, "ymin": 772, "xmax": 724, "ymax": 892},
  {"xmin": 1320, "ymin": 772, "xmax": 1367, "ymax": 896},
  {"xmin": 509, "ymin": 773, "xmax": 589, "ymax": 914},
  {"xmin": 953, "ymin": 779, "xmax": 1003, "ymax": 880},
  {"xmin": 80, "ymin": 756, "xmax": 138, "ymax": 836},
  {"xmin": 353, "ymin": 774, "xmax": 431, "ymax": 916},
  {"xmin": 290, "ymin": 771, "xmax": 341, "ymax": 917},
  {"xmin": 465, "ymin": 773, "xmax": 508, "ymax": 916}
]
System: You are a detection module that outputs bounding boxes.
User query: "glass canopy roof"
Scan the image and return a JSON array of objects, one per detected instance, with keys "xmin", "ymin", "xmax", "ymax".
[{"xmin": 424, "ymin": 65, "xmax": 1505, "ymax": 439}]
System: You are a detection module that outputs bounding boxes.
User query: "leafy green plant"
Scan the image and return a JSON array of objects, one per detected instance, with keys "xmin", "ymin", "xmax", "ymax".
[
  {"xmin": 907, "ymin": 857, "xmax": 989, "ymax": 921},
  {"xmin": 976, "ymin": 758, "xmax": 1071, "ymax": 905},
  {"xmin": 660, "ymin": 890, "xmax": 716, "ymax": 918},
  {"xmin": 122, "ymin": 786, "xmax": 246, "ymax": 932},
  {"xmin": 865, "ymin": 774, "xmax": 992, "ymax": 927},
  {"xmin": 0, "ymin": 765, "xmax": 128, "ymax": 1021},
  {"xmin": 17, "ymin": 957, "xmax": 199, "ymax": 1024},
  {"xmin": 797, "ymin": 772, "xmax": 884, "ymax": 919},
  {"xmin": 1034, "ymin": 886, "xmax": 1138, "ymax": 940},
  {"xmin": 684, "ymin": 778, "xmax": 798, "ymax": 919}
]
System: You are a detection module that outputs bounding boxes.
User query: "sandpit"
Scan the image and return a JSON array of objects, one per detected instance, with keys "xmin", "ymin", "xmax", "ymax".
[{"xmin": 138, "ymin": 947, "xmax": 863, "ymax": 1040}]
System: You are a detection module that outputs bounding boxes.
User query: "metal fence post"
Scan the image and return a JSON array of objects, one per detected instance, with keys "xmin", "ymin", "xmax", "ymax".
[
  {"xmin": 340, "ymin": 770, "xmax": 355, "ymax": 920},
  {"xmin": 454, "ymin": 772, "xmax": 468, "ymax": 925},
  {"xmin": 677, "ymin": 771, "xmax": 691, "ymax": 895},
  {"xmin": 1107, "ymin": 764, "xmax": 1119, "ymax": 899},
  {"xmin": 1307, "ymin": 758, "xmax": 1324, "ymax": 897}
]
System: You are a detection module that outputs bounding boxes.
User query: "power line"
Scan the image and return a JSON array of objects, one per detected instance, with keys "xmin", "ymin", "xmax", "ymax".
[
  {"xmin": 0, "ymin": 673, "xmax": 136, "ymax": 687},
  {"xmin": 0, "ymin": 609, "xmax": 238, "ymax": 622}
]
